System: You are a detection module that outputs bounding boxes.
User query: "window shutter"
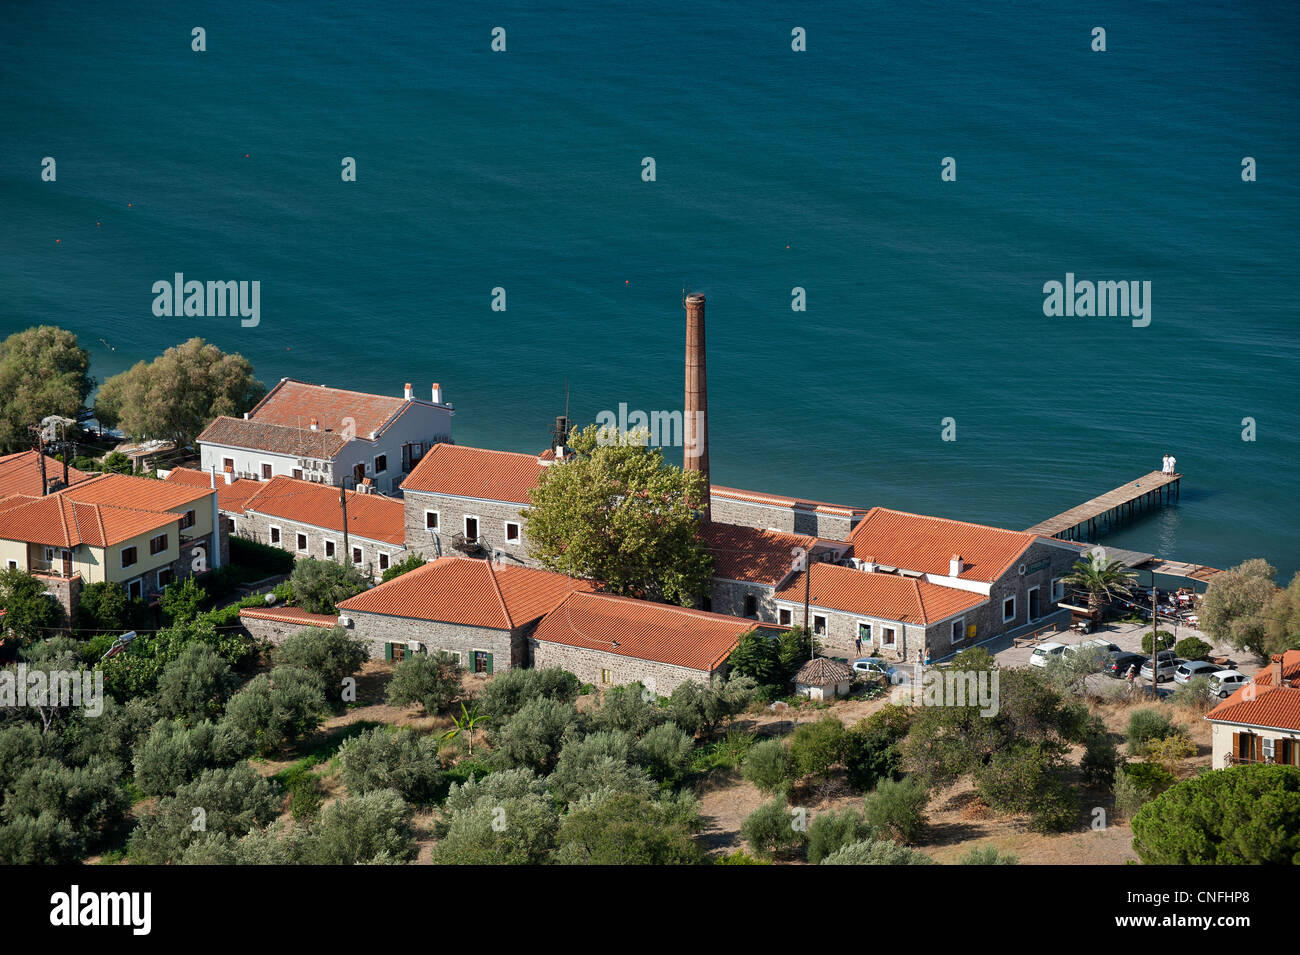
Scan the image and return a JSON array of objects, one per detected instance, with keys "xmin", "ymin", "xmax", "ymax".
[
  {"xmin": 384, "ymin": 642, "xmax": 393, "ymax": 662},
  {"xmin": 486, "ymin": 653, "xmax": 494, "ymax": 675}
]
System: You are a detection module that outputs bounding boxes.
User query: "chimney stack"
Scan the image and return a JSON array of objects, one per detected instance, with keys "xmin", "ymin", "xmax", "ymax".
[
  {"xmin": 950, "ymin": 554, "xmax": 964, "ymax": 576},
  {"xmin": 309, "ymin": 418, "xmax": 319, "ymax": 431},
  {"xmin": 684, "ymin": 293, "xmax": 710, "ymax": 521},
  {"xmin": 1272, "ymin": 655, "xmax": 1284, "ymax": 687},
  {"xmin": 861, "ymin": 555, "xmax": 877, "ymax": 573},
  {"xmin": 404, "ymin": 382, "xmax": 413, "ymax": 400},
  {"xmin": 431, "ymin": 383, "xmax": 444, "ymax": 404}
]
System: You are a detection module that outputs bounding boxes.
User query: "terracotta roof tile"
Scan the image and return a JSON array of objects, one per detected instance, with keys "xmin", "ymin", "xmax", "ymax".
[
  {"xmin": 165, "ymin": 467, "xmax": 261, "ymax": 512},
  {"xmin": 710, "ymin": 485, "xmax": 868, "ymax": 518},
  {"xmin": 533, "ymin": 591, "xmax": 759, "ymax": 672},
  {"xmin": 197, "ymin": 416, "xmax": 348, "ymax": 458},
  {"xmin": 401, "ymin": 444, "xmax": 545, "ymax": 504},
  {"xmin": 338, "ymin": 556, "xmax": 590, "ymax": 629},
  {"xmin": 1207, "ymin": 650, "xmax": 1300, "ymax": 731},
  {"xmin": 240, "ymin": 606, "xmax": 340, "ymax": 628},
  {"xmin": 794, "ymin": 657, "xmax": 856, "ymax": 685},
  {"xmin": 0, "ymin": 451, "xmax": 92, "ymax": 498},
  {"xmin": 702, "ymin": 522, "xmax": 816, "ymax": 585},
  {"xmin": 250, "ymin": 378, "xmax": 410, "ymax": 439},
  {"xmin": 242, "ymin": 476, "xmax": 405, "ymax": 545},
  {"xmin": 774, "ymin": 563, "xmax": 986, "ymax": 624},
  {"xmin": 849, "ymin": 507, "xmax": 1037, "ymax": 583}
]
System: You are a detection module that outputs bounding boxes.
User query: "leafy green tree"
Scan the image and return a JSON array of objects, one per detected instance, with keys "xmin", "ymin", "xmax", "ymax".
[
  {"xmin": 489, "ymin": 697, "xmax": 582, "ymax": 775},
  {"xmin": 634, "ymin": 721, "xmax": 695, "ymax": 785},
  {"xmin": 1141, "ymin": 630, "xmax": 1176, "ymax": 654},
  {"xmin": 727, "ymin": 630, "xmax": 783, "ymax": 686},
  {"xmin": 477, "ymin": 666, "xmax": 580, "ymax": 725},
  {"xmin": 555, "ymin": 790, "xmax": 703, "ymax": 864},
  {"xmin": 75, "ymin": 581, "xmax": 149, "ymax": 635},
  {"xmin": 60, "ymin": 696, "xmax": 159, "ymax": 767},
  {"xmin": 0, "ymin": 812, "xmax": 85, "ymax": 864},
  {"xmin": 0, "ymin": 568, "xmax": 65, "ymax": 641},
  {"xmin": 159, "ymin": 577, "xmax": 207, "ymax": 624},
  {"xmin": 1061, "ymin": 552, "xmax": 1138, "ymax": 616},
  {"xmin": 742, "ymin": 738, "xmax": 793, "ymax": 795},
  {"xmin": 548, "ymin": 730, "xmax": 655, "ymax": 805},
  {"xmin": 132, "ymin": 718, "xmax": 240, "ymax": 795},
  {"xmin": 524, "ymin": 423, "xmax": 713, "ymax": 606},
  {"xmin": 218, "ymin": 666, "xmax": 329, "ymax": 756},
  {"xmin": 1126, "ymin": 709, "xmax": 1181, "ymax": 756},
  {"xmin": 0, "ymin": 326, "xmax": 93, "ymax": 452},
  {"xmin": 128, "ymin": 763, "xmax": 281, "ymax": 864},
  {"xmin": 666, "ymin": 674, "xmax": 756, "ymax": 739},
  {"xmin": 806, "ymin": 807, "xmax": 875, "ymax": 864},
  {"xmin": 1265, "ymin": 572, "xmax": 1300, "ymax": 655},
  {"xmin": 820, "ymin": 838, "xmax": 935, "ymax": 865},
  {"xmin": 338, "ymin": 727, "xmax": 445, "ymax": 804},
  {"xmin": 434, "ymin": 793, "xmax": 559, "ymax": 865},
  {"xmin": 440, "ymin": 701, "xmax": 490, "ymax": 756},
  {"xmin": 864, "ymin": 776, "xmax": 930, "ymax": 843},
  {"xmin": 1200, "ymin": 558, "xmax": 1279, "ymax": 656},
  {"xmin": 94, "ymin": 337, "xmax": 264, "ymax": 446},
  {"xmin": 1131, "ymin": 765, "xmax": 1300, "ymax": 864},
  {"xmin": 273, "ymin": 625, "xmax": 369, "ymax": 699},
  {"xmin": 1, "ymin": 757, "xmax": 129, "ymax": 846},
  {"xmin": 843, "ymin": 707, "xmax": 910, "ymax": 790},
  {"xmin": 380, "ymin": 553, "xmax": 426, "ymax": 582},
  {"xmin": 99, "ymin": 451, "xmax": 133, "ymax": 474},
  {"xmin": 306, "ymin": 789, "xmax": 417, "ymax": 864},
  {"xmin": 288, "ymin": 559, "xmax": 368, "ymax": 614},
  {"xmin": 1081, "ymin": 728, "xmax": 1122, "ymax": 788},
  {"xmin": 441, "ymin": 768, "xmax": 551, "ymax": 820},
  {"xmin": 789, "ymin": 715, "xmax": 848, "ymax": 780},
  {"xmin": 384, "ymin": 651, "xmax": 462, "ymax": 715},
  {"xmin": 741, "ymin": 797, "xmax": 806, "ymax": 859},
  {"xmin": 590, "ymin": 682, "xmax": 667, "ymax": 736},
  {"xmin": 0, "ymin": 724, "xmax": 53, "ymax": 792},
  {"xmin": 1173, "ymin": 637, "xmax": 1212, "ymax": 661},
  {"xmin": 157, "ymin": 644, "xmax": 237, "ymax": 722}
]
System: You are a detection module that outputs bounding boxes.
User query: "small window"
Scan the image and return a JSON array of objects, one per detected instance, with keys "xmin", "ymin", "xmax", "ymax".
[
  {"xmin": 378, "ymin": 552, "xmax": 390, "ymax": 571},
  {"xmin": 504, "ymin": 521, "xmax": 520, "ymax": 544},
  {"xmin": 374, "ymin": 454, "xmax": 387, "ymax": 474},
  {"xmin": 425, "ymin": 511, "xmax": 439, "ymax": 531},
  {"xmin": 292, "ymin": 468, "xmax": 303, "ymax": 480},
  {"xmin": 261, "ymin": 463, "xmax": 273, "ymax": 480},
  {"xmin": 778, "ymin": 608, "xmax": 792, "ymax": 627},
  {"xmin": 473, "ymin": 650, "xmax": 491, "ymax": 674},
  {"xmin": 324, "ymin": 540, "xmax": 335, "ymax": 558},
  {"xmin": 1003, "ymin": 596, "xmax": 1016, "ymax": 623},
  {"xmin": 951, "ymin": 619, "xmax": 964, "ymax": 644},
  {"xmin": 601, "ymin": 668, "xmax": 612, "ymax": 685},
  {"xmin": 296, "ymin": 533, "xmax": 308, "ymax": 553},
  {"xmin": 270, "ymin": 526, "xmax": 281, "ymax": 544},
  {"xmin": 121, "ymin": 546, "xmax": 138, "ymax": 568},
  {"xmin": 158, "ymin": 568, "xmax": 175, "ymax": 589},
  {"xmin": 813, "ymin": 614, "xmax": 827, "ymax": 636},
  {"xmin": 127, "ymin": 578, "xmax": 143, "ymax": 600},
  {"xmin": 743, "ymin": 594, "xmax": 757, "ymax": 618},
  {"xmin": 6, "ymin": 560, "xmax": 16, "ymax": 570},
  {"xmin": 229, "ymin": 517, "xmax": 237, "ymax": 533},
  {"xmin": 464, "ymin": 516, "xmax": 479, "ymax": 539},
  {"xmin": 1051, "ymin": 577, "xmax": 1065, "ymax": 602},
  {"xmin": 352, "ymin": 546, "xmax": 362, "ymax": 564},
  {"xmin": 180, "ymin": 510, "xmax": 195, "ymax": 530},
  {"xmin": 149, "ymin": 533, "xmax": 168, "ymax": 555},
  {"xmin": 858, "ymin": 622, "xmax": 872, "ymax": 643},
  {"xmin": 222, "ymin": 457, "xmax": 234, "ymax": 472},
  {"xmin": 882, "ymin": 626, "xmax": 896, "ymax": 646}
]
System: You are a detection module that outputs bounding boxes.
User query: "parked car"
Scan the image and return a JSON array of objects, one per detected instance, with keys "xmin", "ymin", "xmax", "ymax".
[
  {"xmin": 1073, "ymin": 639, "xmax": 1122, "ymax": 655},
  {"xmin": 1207, "ymin": 670, "xmax": 1250, "ymax": 699},
  {"xmin": 1029, "ymin": 642, "xmax": 1068, "ymax": 668},
  {"xmin": 852, "ymin": 657, "xmax": 901, "ymax": 681},
  {"xmin": 1105, "ymin": 652, "xmax": 1147, "ymax": 678},
  {"xmin": 1139, "ymin": 651, "xmax": 1182, "ymax": 683},
  {"xmin": 1173, "ymin": 660, "xmax": 1224, "ymax": 685}
]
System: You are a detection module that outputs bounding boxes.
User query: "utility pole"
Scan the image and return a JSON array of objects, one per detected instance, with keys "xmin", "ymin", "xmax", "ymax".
[
  {"xmin": 339, "ymin": 477, "xmax": 350, "ymax": 567},
  {"xmin": 802, "ymin": 551, "xmax": 813, "ymax": 659},
  {"xmin": 1150, "ymin": 574, "xmax": 1159, "ymax": 698}
]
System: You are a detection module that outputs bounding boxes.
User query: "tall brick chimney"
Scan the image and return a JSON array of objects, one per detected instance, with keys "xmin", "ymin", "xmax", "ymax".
[{"xmin": 684, "ymin": 292, "xmax": 710, "ymax": 521}]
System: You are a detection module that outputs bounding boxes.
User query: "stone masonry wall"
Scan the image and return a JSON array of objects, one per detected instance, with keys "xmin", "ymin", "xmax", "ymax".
[
  {"xmin": 529, "ymin": 639, "xmax": 719, "ymax": 696},
  {"xmin": 344, "ymin": 610, "xmax": 523, "ymax": 671},
  {"xmin": 403, "ymin": 491, "xmax": 536, "ymax": 567}
]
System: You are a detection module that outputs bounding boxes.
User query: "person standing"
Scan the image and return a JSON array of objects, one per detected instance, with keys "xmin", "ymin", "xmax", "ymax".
[
  {"xmin": 1167, "ymin": 454, "xmax": 1177, "ymax": 475},
  {"xmin": 1161, "ymin": 453, "xmax": 1171, "ymax": 474}
]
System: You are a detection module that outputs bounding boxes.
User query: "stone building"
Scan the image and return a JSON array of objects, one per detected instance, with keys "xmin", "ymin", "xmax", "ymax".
[
  {"xmin": 793, "ymin": 658, "xmax": 856, "ymax": 701},
  {"xmin": 709, "ymin": 485, "xmax": 868, "ymax": 542},
  {"xmin": 239, "ymin": 605, "xmax": 340, "ymax": 645},
  {"xmin": 336, "ymin": 556, "xmax": 590, "ymax": 671},
  {"xmin": 702, "ymin": 521, "xmax": 846, "ymax": 619}
]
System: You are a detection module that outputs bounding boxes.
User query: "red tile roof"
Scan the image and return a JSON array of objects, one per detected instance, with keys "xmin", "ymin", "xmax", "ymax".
[
  {"xmin": 710, "ymin": 485, "xmax": 868, "ymax": 518},
  {"xmin": 242, "ymin": 476, "xmax": 405, "ymax": 545},
  {"xmin": 165, "ymin": 467, "xmax": 261, "ymax": 513},
  {"xmin": 533, "ymin": 591, "xmax": 759, "ymax": 672},
  {"xmin": 338, "ymin": 556, "xmax": 590, "ymax": 630},
  {"xmin": 1207, "ymin": 650, "xmax": 1300, "ymax": 732},
  {"xmin": 197, "ymin": 416, "xmax": 349, "ymax": 458},
  {"xmin": 401, "ymin": 444, "xmax": 545, "ymax": 504},
  {"xmin": 848, "ymin": 507, "xmax": 1038, "ymax": 583},
  {"xmin": 240, "ymin": 605, "xmax": 340, "ymax": 628},
  {"xmin": 795, "ymin": 657, "xmax": 856, "ymax": 686},
  {"xmin": 702, "ymin": 522, "xmax": 817, "ymax": 585},
  {"xmin": 249, "ymin": 378, "xmax": 410, "ymax": 439},
  {"xmin": 774, "ymin": 563, "xmax": 986, "ymax": 624},
  {"xmin": 0, "ymin": 451, "xmax": 92, "ymax": 498}
]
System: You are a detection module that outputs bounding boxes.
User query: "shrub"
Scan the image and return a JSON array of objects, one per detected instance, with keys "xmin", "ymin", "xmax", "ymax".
[
  {"xmin": 667, "ymin": 674, "xmax": 756, "ymax": 738},
  {"xmin": 1144, "ymin": 734, "xmax": 1198, "ymax": 772},
  {"xmin": 159, "ymin": 577, "xmax": 207, "ymax": 624},
  {"xmin": 740, "ymin": 798, "xmax": 806, "ymax": 859},
  {"xmin": 547, "ymin": 731, "xmax": 655, "ymax": 806},
  {"xmin": 555, "ymin": 790, "xmax": 703, "ymax": 865},
  {"xmin": 820, "ymin": 838, "xmax": 934, "ymax": 865},
  {"xmin": 1141, "ymin": 630, "xmax": 1176, "ymax": 654},
  {"xmin": 385, "ymin": 651, "xmax": 462, "ymax": 716},
  {"xmin": 863, "ymin": 776, "xmax": 929, "ymax": 844},
  {"xmin": 273, "ymin": 626, "xmax": 369, "ymax": 700},
  {"xmin": 157, "ymin": 643, "xmax": 238, "ymax": 721},
  {"xmin": 132, "ymin": 718, "xmax": 240, "ymax": 795},
  {"xmin": 75, "ymin": 580, "xmax": 150, "ymax": 634},
  {"xmin": 806, "ymin": 808, "xmax": 874, "ymax": 864},
  {"xmin": 282, "ymin": 765, "xmax": 325, "ymax": 821},
  {"xmin": 1169, "ymin": 676, "xmax": 1213, "ymax": 712},
  {"xmin": 477, "ymin": 667, "xmax": 581, "ymax": 725},
  {"xmin": 219, "ymin": 666, "xmax": 330, "ymax": 756},
  {"xmin": 0, "ymin": 568, "xmax": 66, "ymax": 640},
  {"xmin": 2, "ymin": 757, "xmax": 129, "ymax": 844},
  {"xmin": 0, "ymin": 812, "xmax": 85, "ymax": 864},
  {"xmin": 289, "ymin": 559, "xmax": 369, "ymax": 614},
  {"xmin": 307, "ymin": 789, "xmax": 417, "ymax": 864},
  {"xmin": 1126, "ymin": 709, "xmax": 1180, "ymax": 755},
  {"xmin": 1029, "ymin": 774, "xmax": 1079, "ymax": 833},
  {"xmin": 844, "ymin": 707, "xmax": 910, "ymax": 790},
  {"xmin": 788, "ymin": 715, "xmax": 848, "ymax": 780},
  {"xmin": 128, "ymin": 763, "xmax": 281, "ymax": 864},
  {"xmin": 713, "ymin": 850, "xmax": 770, "ymax": 865},
  {"xmin": 1113, "ymin": 762, "xmax": 1176, "ymax": 819},
  {"xmin": 441, "ymin": 768, "xmax": 551, "ymax": 818},
  {"xmin": 434, "ymin": 793, "xmax": 559, "ymax": 865},
  {"xmin": 1174, "ymin": 637, "xmax": 1212, "ymax": 661},
  {"xmin": 742, "ymin": 738, "xmax": 793, "ymax": 795},
  {"xmin": 489, "ymin": 697, "xmax": 582, "ymax": 776},
  {"xmin": 338, "ymin": 727, "xmax": 445, "ymax": 804},
  {"xmin": 590, "ymin": 683, "xmax": 667, "ymax": 736},
  {"xmin": 380, "ymin": 553, "xmax": 426, "ymax": 582},
  {"xmin": 959, "ymin": 846, "xmax": 1020, "ymax": 865},
  {"xmin": 727, "ymin": 630, "xmax": 784, "ymax": 687},
  {"xmin": 634, "ymin": 721, "xmax": 695, "ymax": 784},
  {"xmin": 100, "ymin": 451, "xmax": 132, "ymax": 474},
  {"xmin": 1081, "ymin": 731, "xmax": 1122, "ymax": 788},
  {"xmin": 229, "ymin": 535, "xmax": 295, "ymax": 576}
]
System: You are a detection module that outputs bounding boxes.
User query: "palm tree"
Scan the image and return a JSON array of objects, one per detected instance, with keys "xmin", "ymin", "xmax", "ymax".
[
  {"xmin": 1062, "ymin": 553, "xmax": 1138, "ymax": 617},
  {"xmin": 440, "ymin": 702, "xmax": 489, "ymax": 756}
]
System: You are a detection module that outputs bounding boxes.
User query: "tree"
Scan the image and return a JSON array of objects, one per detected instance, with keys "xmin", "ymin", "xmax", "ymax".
[
  {"xmin": 523, "ymin": 423, "xmax": 713, "ymax": 606},
  {"xmin": 288, "ymin": 559, "xmax": 368, "ymax": 615},
  {"xmin": 789, "ymin": 715, "xmax": 848, "ymax": 780},
  {"xmin": 1174, "ymin": 636, "xmax": 1212, "ymax": 661},
  {"xmin": 132, "ymin": 718, "xmax": 240, "ymax": 796},
  {"xmin": 742, "ymin": 738, "xmax": 793, "ymax": 794},
  {"xmin": 1200, "ymin": 558, "xmax": 1278, "ymax": 656},
  {"xmin": 1265, "ymin": 573, "xmax": 1300, "ymax": 655},
  {"xmin": 75, "ymin": 581, "xmax": 149, "ymax": 635},
  {"xmin": 1131, "ymin": 765, "xmax": 1300, "ymax": 864},
  {"xmin": 157, "ymin": 644, "xmax": 238, "ymax": 722},
  {"xmin": 844, "ymin": 707, "xmax": 910, "ymax": 790},
  {"xmin": 1, "ymin": 756, "xmax": 129, "ymax": 846},
  {"xmin": 434, "ymin": 793, "xmax": 559, "ymax": 865},
  {"xmin": 0, "ymin": 326, "xmax": 93, "ymax": 452},
  {"xmin": 741, "ymin": 798, "xmax": 806, "ymax": 859},
  {"xmin": 218, "ymin": 666, "xmax": 329, "ymax": 756},
  {"xmin": 863, "ymin": 776, "xmax": 930, "ymax": 844},
  {"xmin": 488, "ymin": 697, "xmax": 582, "ymax": 775},
  {"xmin": 94, "ymin": 337, "xmax": 265, "ymax": 446},
  {"xmin": 477, "ymin": 667, "xmax": 580, "ymax": 725},
  {"xmin": 99, "ymin": 451, "xmax": 133, "ymax": 474},
  {"xmin": 440, "ymin": 701, "xmax": 490, "ymax": 757},
  {"xmin": 338, "ymin": 727, "xmax": 444, "ymax": 803},
  {"xmin": 547, "ymin": 731, "xmax": 655, "ymax": 806},
  {"xmin": 128, "ymin": 763, "xmax": 281, "ymax": 864},
  {"xmin": 159, "ymin": 577, "xmax": 207, "ymax": 624},
  {"xmin": 590, "ymin": 682, "xmax": 667, "ymax": 736},
  {"xmin": 1061, "ymin": 552, "xmax": 1138, "ymax": 616},
  {"xmin": 727, "ymin": 630, "xmax": 784, "ymax": 687},
  {"xmin": 273, "ymin": 625, "xmax": 369, "ymax": 699},
  {"xmin": 666, "ymin": 674, "xmax": 756, "ymax": 738},
  {"xmin": 634, "ymin": 721, "xmax": 695, "ymax": 785},
  {"xmin": 306, "ymin": 789, "xmax": 417, "ymax": 864},
  {"xmin": 380, "ymin": 553, "xmax": 426, "ymax": 582},
  {"xmin": 385, "ymin": 651, "xmax": 462, "ymax": 715},
  {"xmin": 0, "ymin": 568, "xmax": 65, "ymax": 641},
  {"xmin": 555, "ymin": 791, "xmax": 703, "ymax": 865},
  {"xmin": 820, "ymin": 838, "xmax": 935, "ymax": 865},
  {"xmin": 806, "ymin": 807, "xmax": 875, "ymax": 864},
  {"xmin": 0, "ymin": 812, "xmax": 85, "ymax": 864},
  {"xmin": 1141, "ymin": 630, "xmax": 1176, "ymax": 654}
]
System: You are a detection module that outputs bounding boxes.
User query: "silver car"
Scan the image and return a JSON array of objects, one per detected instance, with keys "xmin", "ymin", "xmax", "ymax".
[
  {"xmin": 1139, "ymin": 651, "xmax": 1182, "ymax": 683},
  {"xmin": 1173, "ymin": 660, "xmax": 1223, "ymax": 685}
]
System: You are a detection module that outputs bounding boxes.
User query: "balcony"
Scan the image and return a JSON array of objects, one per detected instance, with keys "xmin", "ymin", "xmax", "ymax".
[
  {"xmin": 29, "ymin": 558, "xmax": 74, "ymax": 578},
  {"xmin": 451, "ymin": 533, "xmax": 486, "ymax": 556}
]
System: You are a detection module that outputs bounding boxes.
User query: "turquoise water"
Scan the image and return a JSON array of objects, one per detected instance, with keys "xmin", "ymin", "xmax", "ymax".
[{"xmin": 3, "ymin": 1, "xmax": 1298, "ymax": 577}]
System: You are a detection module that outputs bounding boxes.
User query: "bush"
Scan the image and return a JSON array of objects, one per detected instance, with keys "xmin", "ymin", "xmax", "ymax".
[
  {"xmin": 434, "ymin": 793, "xmax": 558, "ymax": 865},
  {"xmin": 132, "ymin": 718, "xmax": 240, "ymax": 795},
  {"xmin": 282, "ymin": 765, "xmax": 325, "ymax": 821},
  {"xmin": 727, "ymin": 630, "xmax": 784, "ymax": 687},
  {"xmin": 128, "ymin": 763, "xmax": 281, "ymax": 864},
  {"xmin": 1126, "ymin": 709, "xmax": 1180, "ymax": 755},
  {"xmin": 0, "ymin": 568, "xmax": 66, "ymax": 640},
  {"xmin": 380, "ymin": 553, "xmax": 426, "ymax": 582},
  {"xmin": 555, "ymin": 790, "xmax": 703, "ymax": 865},
  {"xmin": 0, "ymin": 812, "xmax": 85, "ymax": 864},
  {"xmin": 806, "ymin": 808, "xmax": 874, "ymax": 864},
  {"xmin": 863, "ymin": 776, "xmax": 929, "ymax": 844},
  {"xmin": 666, "ymin": 674, "xmax": 756, "ymax": 738},
  {"xmin": 273, "ymin": 625, "xmax": 369, "ymax": 700},
  {"xmin": 288, "ymin": 559, "xmax": 369, "ymax": 614},
  {"xmin": 157, "ymin": 644, "xmax": 238, "ymax": 722},
  {"xmin": 1144, "ymin": 734, "xmax": 1198, "ymax": 772},
  {"xmin": 1174, "ymin": 637, "xmax": 1212, "ymax": 661},
  {"xmin": 218, "ymin": 666, "xmax": 330, "ymax": 756},
  {"xmin": 844, "ymin": 707, "xmax": 910, "ymax": 790},
  {"xmin": 488, "ymin": 698, "xmax": 582, "ymax": 776},
  {"xmin": 1029, "ymin": 774, "xmax": 1079, "ymax": 833},
  {"xmin": 590, "ymin": 683, "xmax": 667, "ymax": 736},
  {"xmin": 75, "ymin": 580, "xmax": 150, "ymax": 634},
  {"xmin": 441, "ymin": 768, "xmax": 551, "ymax": 818},
  {"xmin": 338, "ymin": 727, "xmax": 445, "ymax": 804},
  {"xmin": 1141, "ymin": 630, "xmax": 1176, "ymax": 654},
  {"xmin": 100, "ymin": 451, "xmax": 132, "ymax": 474},
  {"xmin": 477, "ymin": 667, "xmax": 581, "ymax": 725},
  {"xmin": 547, "ymin": 731, "xmax": 655, "ymax": 806},
  {"xmin": 634, "ymin": 721, "xmax": 695, "ymax": 784},
  {"xmin": 742, "ymin": 738, "xmax": 793, "ymax": 795},
  {"xmin": 959, "ymin": 846, "xmax": 1020, "ymax": 865},
  {"xmin": 307, "ymin": 789, "xmax": 417, "ymax": 864},
  {"xmin": 820, "ymin": 838, "xmax": 934, "ymax": 865},
  {"xmin": 385, "ymin": 651, "xmax": 462, "ymax": 715},
  {"xmin": 1081, "ymin": 731, "xmax": 1122, "ymax": 788},
  {"xmin": 740, "ymin": 798, "xmax": 806, "ymax": 859},
  {"xmin": 2, "ymin": 757, "xmax": 129, "ymax": 845},
  {"xmin": 229, "ymin": 536, "xmax": 295, "ymax": 577},
  {"xmin": 159, "ymin": 577, "xmax": 207, "ymax": 624},
  {"xmin": 789, "ymin": 716, "xmax": 848, "ymax": 780},
  {"xmin": 713, "ymin": 849, "xmax": 771, "ymax": 865},
  {"xmin": 1169, "ymin": 676, "xmax": 1213, "ymax": 712}
]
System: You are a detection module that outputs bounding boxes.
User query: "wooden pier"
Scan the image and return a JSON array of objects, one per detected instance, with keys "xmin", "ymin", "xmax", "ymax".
[{"xmin": 1025, "ymin": 471, "xmax": 1181, "ymax": 541}]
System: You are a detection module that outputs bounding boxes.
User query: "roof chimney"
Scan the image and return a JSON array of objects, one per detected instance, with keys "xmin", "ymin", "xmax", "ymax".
[
  {"xmin": 860, "ymin": 554, "xmax": 877, "ymax": 573},
  {"xmin": 309, "ymin": 418, "xmax": 319, "ymax": 431},
  {"xmin": 684, "ymin": 293, "xmax": 710, "ymax": 521},
  {"xmin": 404, "ymin": 382, "xmax": 413, "ymax": 400},
  {"xmin": 950, "ymin": 554, "xmax": 964, "ymax": 576},
  {"xmin": 431, "ymin": 383, "xmax": 443, "ymax": 404},
  {"xmin": 1272, "ymin": 655, "xmax": 1284, "ymax": 687}
]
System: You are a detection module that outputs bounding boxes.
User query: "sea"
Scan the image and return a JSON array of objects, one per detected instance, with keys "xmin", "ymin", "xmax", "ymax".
[{"xmin": 3, "ymin": 0, "xmax": 1298, "ymax": 580}]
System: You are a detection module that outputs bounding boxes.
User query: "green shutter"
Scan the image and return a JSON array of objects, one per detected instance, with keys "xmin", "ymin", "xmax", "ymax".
[
  {"xmin": 384, "ymin": 642, "xmax": 393, "ymax": 662},
  {"xmin": 486, "ymin": 652, "xmax": 494, "ymax": 675}
]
